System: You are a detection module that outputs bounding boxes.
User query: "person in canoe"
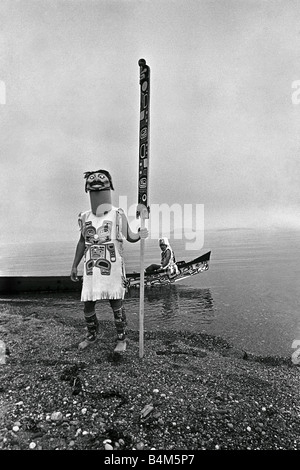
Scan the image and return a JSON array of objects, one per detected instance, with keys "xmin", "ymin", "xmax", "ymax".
[
  {"xmin": 70, "ymin": 169, "xmax": 148, "ymax": 352},
  {"xmin": 146, "ymin": 237, "xmax": 179, "ymax": 277}
]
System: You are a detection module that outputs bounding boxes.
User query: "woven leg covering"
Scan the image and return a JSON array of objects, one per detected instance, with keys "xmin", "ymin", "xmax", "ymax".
[
  {"xmin": 78, "ymin": 302, "xmax": 99, "ymax": 350},
  {"xmin": 112, "ymin": 304, "xmax": 127, "ymax": 341},
  {"xmin": 85, "ymin": 313, "xmax": 99, "ymax": 337}
]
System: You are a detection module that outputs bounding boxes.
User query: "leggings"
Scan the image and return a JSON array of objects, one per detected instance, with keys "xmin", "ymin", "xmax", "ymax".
[{"xmin": 84, "ymin": 299, "xmax": 127, "ymax": 340}]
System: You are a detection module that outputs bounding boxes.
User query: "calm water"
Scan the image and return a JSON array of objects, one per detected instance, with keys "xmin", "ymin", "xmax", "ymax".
[{"xmin": 0, "ymin": 229, "xmax": 300, "ymax": 357}]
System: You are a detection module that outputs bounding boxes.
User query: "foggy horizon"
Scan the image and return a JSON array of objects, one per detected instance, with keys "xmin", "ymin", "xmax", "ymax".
[{"xmin": 1, "ymin": 0, "xmax": 300, "ymax": 244}]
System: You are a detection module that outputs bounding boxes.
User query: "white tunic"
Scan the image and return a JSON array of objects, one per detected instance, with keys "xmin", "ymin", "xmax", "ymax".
[{"xmin": 78, "ymin": 207, "xmax": 126, "ymax": 301}]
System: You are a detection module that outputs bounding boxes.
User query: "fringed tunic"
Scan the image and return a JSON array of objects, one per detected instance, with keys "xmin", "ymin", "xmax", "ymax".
[{"xmin": 78, "ymin": 207, "xmax": 126, "ymax": 301}]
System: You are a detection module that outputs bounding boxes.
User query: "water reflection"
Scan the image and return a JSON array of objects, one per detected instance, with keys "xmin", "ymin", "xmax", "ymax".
[
  {"xmin": 0, "ymin": 285, "xmax": 215, "ymax": 332},
  {"xmin": 146, "ymin": 285, "xmax": 181, "ymax": 320},
  {"xmin": 176, "ymin": 287, "xmax": 215, "ymax": 327},
  {"xmin": 126, "ymin": 285, "xmax": 215, "ymax": 329}
]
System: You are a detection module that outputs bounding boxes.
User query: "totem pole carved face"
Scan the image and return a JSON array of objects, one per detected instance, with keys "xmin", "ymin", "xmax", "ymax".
[{"xmin": 84, "ymin": 170, "xmax": 114, "ymax": 193}]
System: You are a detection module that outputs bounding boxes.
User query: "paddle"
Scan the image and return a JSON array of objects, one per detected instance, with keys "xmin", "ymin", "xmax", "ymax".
[{"xmin": 137, "ymin": 59, "xmax": 150, "ymax": 358}]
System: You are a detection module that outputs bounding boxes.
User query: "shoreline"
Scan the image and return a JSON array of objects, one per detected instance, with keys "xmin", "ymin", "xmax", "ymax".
[
  {"xmin": 0, "ymin": 292, "xmax": 293, "ymax": 359},
  {"xmin": 0, "ymin": 303, "xmax": 299, "ymax": 451}
]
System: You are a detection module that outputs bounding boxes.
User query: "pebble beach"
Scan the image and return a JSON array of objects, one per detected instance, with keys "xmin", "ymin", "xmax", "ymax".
[{"xmin": 0, "ymin": 302, "xmax": 299, "ymax": 452}]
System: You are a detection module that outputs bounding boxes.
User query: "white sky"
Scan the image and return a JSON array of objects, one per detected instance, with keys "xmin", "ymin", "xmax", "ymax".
[{"xmin": 1, "ymin": 0, "xmax": 300, "ymax": 243}]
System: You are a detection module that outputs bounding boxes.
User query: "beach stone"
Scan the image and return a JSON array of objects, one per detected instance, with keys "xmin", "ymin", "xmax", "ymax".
[
  {"xmin": 105, "ymin": 443, "xmax": 113, "ymax": 450},
  {"xmin": 222, "ymin": 347, "xmax": 248, "ymax": 359},
  {"xmin": 51, "ymin": 412, "xmax": 63, "ymax": 422}
]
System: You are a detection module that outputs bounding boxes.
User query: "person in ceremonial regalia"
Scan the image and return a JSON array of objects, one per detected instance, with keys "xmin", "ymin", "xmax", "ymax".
[
  {"xmin": 70, "ymin": 169, "xmax": 148, "ymax": 351},
  {"xmin": 146, "ymin": 237, "xmax": 179, "ymax": 276}
]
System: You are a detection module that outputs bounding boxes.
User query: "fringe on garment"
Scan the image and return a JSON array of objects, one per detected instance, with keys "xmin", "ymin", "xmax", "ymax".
[{"xmin": 81, "ymin": 289, "xmax": 125, "ymax": 302}]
